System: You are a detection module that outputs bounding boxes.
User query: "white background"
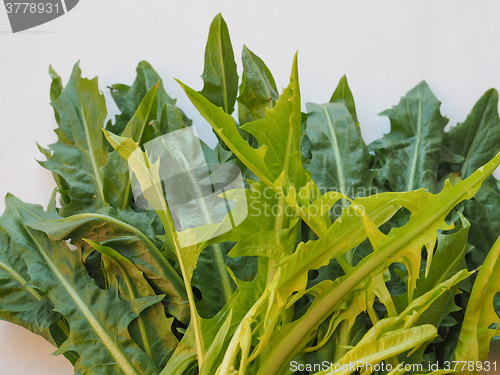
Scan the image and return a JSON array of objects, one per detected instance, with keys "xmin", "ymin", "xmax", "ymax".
[{"xmin": 1, "ymin": 1, "xmax": 500, "ymax": 373}]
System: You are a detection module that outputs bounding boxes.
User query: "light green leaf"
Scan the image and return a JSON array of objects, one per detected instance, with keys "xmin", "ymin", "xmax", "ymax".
[
  {"xmin": 162, "ymin": 272, "xmax": 264, "ymax": 375},
  {"xmin": 315, "ymin": 325, "xmax": 437, "ymax": 375},
  {"xmin": 163, "ymin": 236, "xmax": 277, "ymax": 375},
  {"xmin": 241, "ymin": 53, "xmax": 305, "ymax": 188},
  {"xmin": 254, "ymin": 152, "xmax": 500, "ymax": 375},
  {"xmin": 455, "ymin": 234, "xmax": 500, "ymax": 363},
  {"xmin": 311, "ymin": 268, "xmax": 471, "ymax": 375},
  {"xmin": 394, "ymin": 213, "xmax": 470, "ymax": 315},
  {"xmin": 103, "ymin": 131, "xmax": 167, "ymax": 212},
  {"xmin": 121, "ymin": 83, "xmax": 159, "ymax": 142},
  {"xmin": 414, "ymin": 214, "xmax": 469, "ymax": 301},
  {"xmin": 104, "ymin": 130, "xmax": 207, "ymax": 367},
  {"xmin": 394, "ymin": 215, "xmax": 471, "ymax": 364},
  {"xmin": 199, "ymin": 309, "xmax": 233, "ymax": 375}
]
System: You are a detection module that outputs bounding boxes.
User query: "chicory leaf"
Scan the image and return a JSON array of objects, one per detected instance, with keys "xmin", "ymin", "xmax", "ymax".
[
  {"xmin": 200, "ymin": 13, "xmax": 238, "ymax": 115},
  {"xmin": 41, "ymin": 63, "xmax": 109, "ymax": 215},
  {"xmin": 369, "ymin": 81, "xmax": 448, "ymax": 193}
]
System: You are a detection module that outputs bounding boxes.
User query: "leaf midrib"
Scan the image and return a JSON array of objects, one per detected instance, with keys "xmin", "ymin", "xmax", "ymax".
[
  {"xmin": 0, "ymin": 259, "xmax": 42, "ymax": 300},
  {"xmin": 105, "ymin": 253, "xmax": 153, "ymax": 360},
  {"xmin": 26, "ymin": 228, "xmax": 141, "ymax": 375},
  {"xmin": 79, "ymin": 106, "xmax": 105, "ymax": 201},
  {"xmin": 322, "ymin": 106, "xmax": 347, "ymax": 197},
  {"xmin": 407, "ymin": 86, "xmax": 423, "ymax": 191},
  {"xmin": 217, "ymin": 18, "xmax": 229, "ymax": 113},
  {"xmin": 246, "ymin": 48, "xmax": 273, "ymax": 109},
  {"xmin": 341, "ymin": 327, "xmax": 435, "ymax": 367}
]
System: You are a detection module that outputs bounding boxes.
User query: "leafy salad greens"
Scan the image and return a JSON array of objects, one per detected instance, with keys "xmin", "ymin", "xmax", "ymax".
[{"xmin": 0, "ymin": 13, "xmax": 499, "ymax": 375}]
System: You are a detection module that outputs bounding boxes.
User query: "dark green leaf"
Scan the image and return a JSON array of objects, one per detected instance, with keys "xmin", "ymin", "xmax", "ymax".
[
  {"xmin": 48, "ymin": 65, "xmax": 63, "ymax": 110},
  {"xmin": 237, "ymin": 45, "xmax": 278, "ymax": 121},
  {"xmin": 156, "ymin": 102, "xmax": 188, "ymax": 136},
  {"xmin": 102, "ymin": 84, "xmax": 160, "ymax": 209},
  {"xmin": 41, "ymin": 63, "xmax": 109, "ymax": 215},
  {"xmin": 2, "ymin": 195, "xmax": 161, "ymax": 374},
  {"xmin": 369, "ymin": 81, "xmax": 448, "ymax": 192},
  {"xmin": 303, "ymin": 102, "xmax": 375, "ymax": 197},
  {"xmin": 441, "ymin": 89, "xmax": 500, "ymax": 271},
  {"xmin": 329, "ymin": 75, "xmax": 372, "ymax": 165},
  {"xmin": 109, "ymin": 61, "xmax": 191, "ymax": 135},
  {"xmin": 330, "ymin": 75, "xmax": 358, "ymax": 124},
  {"xmin": 0, "ymin": 226, "xmax": 76, "ymax": 364},
  {"xmin": 200, "ymin": 13, "xmax": 239, "ymax": 115},
  {"xmin": 12, "ymin": 202, "xmax": 190, "ymax": 324},
  {"xmin": 444, "ymin": 89, "xmax": 500, "ymax": 178},
  {"xmin": 192, "ymin": 242, "xmax": 235, "ymax": 318},
  {"xmin": 464, "ymin": 176, "xmax": 500, "ymax": 268},
  {"xmin": 87, "ymin": 240, "xmax": 178, "ymax": 368}
]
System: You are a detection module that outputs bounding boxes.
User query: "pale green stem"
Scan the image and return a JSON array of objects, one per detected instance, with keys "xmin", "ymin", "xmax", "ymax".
[
  {"xmin": 164, "ymin": 139, "xmax": 233, "ymax": 303},
  {"xmin": 334, "ymin": 320, "xmax": 352, "ymax": 362},
  {"xmin": 121, "ymin": 179, "xmax": 132, "ymax": 210},
  {"xmin": 138, "ymin": 149, "xmax": 205, "ymax": 369},
  {"xmin": 212, "ymin": 242, "xmax": 233, "ymax": 302},
  {"xmin": 156, "ymin": 209, "xmax": 205, "ymax": 369},
  {"xmin": 267, "ymin": 196, "xmax": 287, "ymax": 284}
]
